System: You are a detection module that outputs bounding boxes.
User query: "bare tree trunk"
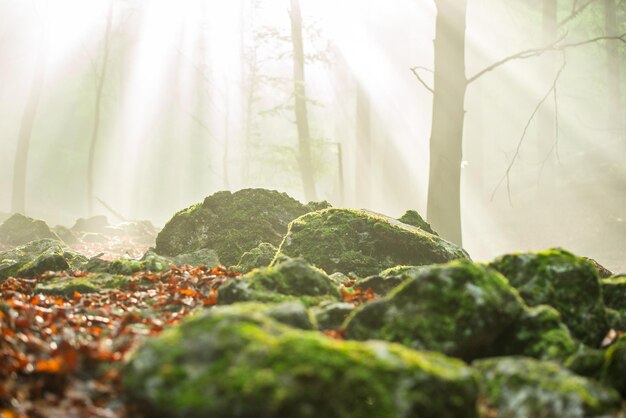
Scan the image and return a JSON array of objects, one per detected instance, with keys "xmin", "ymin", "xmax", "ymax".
[
  {"xmin": 356, "ymin": 82, "xmax": 371, "ymax": 208},
  {"xmin": 604, "ymin": 0, "xmax": 622, "ymax": 138},
  {"xmin": 289, "ymin": 0, "xmax": 318, "ymax": 201},
  {"xmin": 427, "ymin": 0, "xmax": 468, "ymax": 245},
  {"xmin": 87, "ymin": 2, "xmax": 113, "ymax": 215},
  {"xmin": 12, "ymin": 28, "xmax": 46, "ymax": 215}
]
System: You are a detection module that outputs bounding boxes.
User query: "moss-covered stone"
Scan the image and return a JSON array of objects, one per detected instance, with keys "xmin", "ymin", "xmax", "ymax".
[
  {"xmin": 354, "ymin": 275, "xmax": 406, "ymax": 296},
  {"xmin": 565, "ymin": 347, "xmax": 606, "ymax": 380},
  {"xmin": 219, "ymin": 301, "xmax": 317, "ymax": 330},
  {"xmin": 489, "ymin": 249, "xmax": 609, "ymax": 346},
  {"xmin": 154, "ymin": 189, "xmax": 329, "ymax": 266},
  {"xmin": 123, "ymin": 305, "xmax": 479, "ymax": 418},
  {"xmin": 53, "ymin": 225, "xmax": 80, "ymax": 245},
  {"xmin": 34, "ymin": 272, "xmax": 130, "ymax": 296},
  {"xmin": 475, "ymin": 356, "xmax": 621, "ymax": 418},
  {"xmin": 495, "ymin": 305, "xmax": 579, "ymax": 361},
  {"xmin": 0, "ymin": 213, "xmax": 60, "ymax": 246},
  {"xmin": 344, "ymin": 260, "xmax": 524, "ymax": 360},
  {"xmin": 218, "ymin": 257, "xmax": 340, "ymax": 306},
  {"xmin": 397, "ymin": 210, "xmax": 437, "ymax": 235},
  {"xmin": 71, "ymin": 215, "xmax": 109, "ymax": 233},
  {"xmin": 277, "ymin": 208, "xmax": 468, "ymax": 277},
  {"xmin": 0, "ymin": 239, "xmax": 88, "ymax": 281},
  {"xmin": 313, "ymin": 302, "xmax": 355, "ymax": 330},
  {"xmin": 601, "ymin": 337, "xmax": 626, "ymax": 397},
  {"xmin": 235, "ymin": 242, "xmax": 277, "ymax": 273},
  {"xmin": 601, "ymin": 275, "xmax": 626, "ymax": 311}
]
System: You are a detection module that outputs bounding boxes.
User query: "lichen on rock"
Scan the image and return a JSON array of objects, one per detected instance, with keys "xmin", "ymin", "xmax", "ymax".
[
  {"xmin": 276, "ymin": 208, "xmax": 468, "ymax": 277},
  {"xmin": 123, "ymin": 304, "xmax": 479, "ymax": 418}
]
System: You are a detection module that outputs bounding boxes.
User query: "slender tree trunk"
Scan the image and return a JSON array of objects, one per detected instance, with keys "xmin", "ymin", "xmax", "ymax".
[
  {"xmin": 87, "ymin": 2, "xmax": 113, "ymax": 215},
  {"xmin": 289, "ymin": 0, "xmax": 317, "ymax": 201},
  {"xmin": 223, "ymin": 83, "xmax": 231, "ymax": 189},
  {"xmin": 538, "ymin": 0, "xmax": 557, "ymax": 186},
  {"xmin": 604, "ymin": 0, "xmax": 622, "ymax": 138},
  {"xmin": 12, "ymin": 29, "xmax": 46, "ymax": 215},
  {"xmin": 356, "ymin": 82, "xmax": 371, "ymax": 208},
  {"xmin": 427, "ymin": 0, "xmax": 468, "ymax": 245}
]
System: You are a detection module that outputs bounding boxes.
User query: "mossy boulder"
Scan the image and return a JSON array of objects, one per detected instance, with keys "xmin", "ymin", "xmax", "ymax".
[
  {"xmin": 475, "ymin": 356, "xmax": 621, "ymax": 418},
  {"xmin": 345, "ymin": 260, "xmax": 576, "ymax": 361},
  {"xmin": 218, "ymin": 257, "xmax": 340, "ymax": 306},
  {"xmin": 313, "ymin": 302, "xmax": 355, "ymax": 330},
  {"xmin": 277, "ymin": 208, "xmax": 468, "ymax": 277},
  {"xmin": 123, "ymin": 305, "xmax": 479, "ymax": 418},
  {"xmin": 495, "ymin": 305, "xmax": 579, "ymax": 361},
  {"xmin": 34, "ymin": 272, "xmax": 129, "ymax": 296},
  {"xmin": 154, "ymin": 189, "xmax": 329, "ymax": 266},
  {"xmin": 601, "ymin": 275, "xmax": 626, "ymax": 311},
  {"xmin": 216, "ymin": 301, "xmax": 317, "ymax": 330},
  {"xmin": 354, "ymin": 275, "xmax": 407, "ymax": 296},
  {"xmin": 0, "ymin": 213, "xmax": 60, "ymax": 246},
  {"xmin": 0, "ymin": 239, "xmax": 88, "ymax": 281},
  {"xmin": 565, "ymin": 347, "xmax": 606, "ymax": 380},
  {"xmin": 52, "ymin": 225, "xmax": 80, "ymax": 245},
  {"xmin": 235, "ymin": 242, "xmax": 278, "ymax": 273},
  {"xmin": 398, "ymin": 210, "xmax": 437, "ymax": 235},
  {"xmin": 601, "ymin": 336, "xmax": 626, "ymax": 397},
  {"xmin": 71, "ymin": 215, "xmax": 109, "ymax": 233},
  {"xmin": 489, "ymin": 249, "xmax": 609, "ymax": 346},
  {"xmin": 344, "ymin": 260, "xmax": 523, "ymax": 360}
]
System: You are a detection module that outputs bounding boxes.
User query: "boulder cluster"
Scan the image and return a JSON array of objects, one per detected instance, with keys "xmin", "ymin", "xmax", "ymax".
[{"xmin": 1, "ymin": 188, "xmax": 625, "ymax": 417}]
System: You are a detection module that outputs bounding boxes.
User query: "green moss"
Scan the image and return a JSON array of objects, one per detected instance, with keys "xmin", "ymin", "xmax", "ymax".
[
  {"xmin": 494, "ymin": 305, "xmax": 579, "ymax": 362},
  {"xmin": 34, "ymin": 273, "xmax": 129, "ymax": 296},
  {"xmin": 475, "ymin": 356, "xmax": 621, "ymax": 418},
  {"xmin": 123, "ymin": 305, "xmax": 479, "ymax": 418},
  {"xmin": 218, "ymin": 257, "xmax": 340, "ymax": 307},
  {"xmin": 345, "ymin": 260, "xmax": 525, "ymax": 361},
  {"xmin": 313, "ymin": 302, "xmax": 355, "ymax": 330},
  {"xmin": 397, "ymin": 210, "xmax": 437, "ymax": 235},
  {"xmin": 601, "ymin": 337, "xmax": 626, "ymax": 397},
  {"xmin": 277, "ymin": 208, "xmax": 468, "ymax": 277},
  {"xmin": 565, "ymin": 347, "xmax": 605, "ymax": 380},
  {"xmin": 154, "ymin": 189, "xmax": 329, "ymax": 266},
  {"xmin": 235, "ymin": 242, "xmax": 278, "ymax": 273},
  {"xmin": 0, "ymin": 239, "xmax": 88, "ymax": 281},
  {"xmin": 489, "ymin": 249, "xmax": 609, "ymax": 346},
  {"xmin": 602, "ymin": 275, "xmax": 626, "ymax": 311}
]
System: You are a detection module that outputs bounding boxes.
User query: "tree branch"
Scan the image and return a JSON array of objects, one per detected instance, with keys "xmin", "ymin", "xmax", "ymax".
[
  {"xmin": 468, "ymin": 33, "xmax": 626, "ymax": 84},
  {"xmin": 491, "ymin": 55, "xmax": 567, "ymax": 204},
  {"xmin": 559, "ymin": 0, "xmax": 598, "ymax": 28},
  {"xmin": 410, "ymin": 66, "xmax": 434, "ymax": 93}
]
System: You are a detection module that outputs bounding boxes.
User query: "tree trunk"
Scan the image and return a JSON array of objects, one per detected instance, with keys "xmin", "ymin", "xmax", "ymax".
[
  {"xmin": 289, "ymin": 0, "xmax": 318, "ymax": 201},
  {"xmin": 427, "ymin": 0, "xmax": 468, "ymax": 245},
  {"xmin": 87, "ymin": 2, "xmax": 113, "ymax": 215},
  {"xmin": 11, "ymin": 28, "xmax": 46, "ymax": 215},
  {"xmin": 604, "ymin": 0, "xmax": 622, "ymax": 139}
]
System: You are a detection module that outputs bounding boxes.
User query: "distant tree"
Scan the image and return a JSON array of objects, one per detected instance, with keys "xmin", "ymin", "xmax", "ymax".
[
  {"xmin": 604, "ymin": 0, "xmax": 623, "ymax": 139},
  {"xmin": 87, "ymin": 2, "xmax": 114, "ymax": 216},
  {"xmin": 289, "ymin": 0, "xmax": 318, "ymax": 201},
  {"xmin": 11, "ymin": 22, "xmax": 46, "ymax": 215}
]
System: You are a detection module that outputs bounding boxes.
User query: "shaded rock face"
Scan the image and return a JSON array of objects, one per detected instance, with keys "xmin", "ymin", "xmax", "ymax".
[
  {"xmin": 218, "ymin": 257, "xmax": 340, "ymax": 306},
  {"xmin": 0, "ymin": 213, "xmax": 60, "ymax": 246},
  {"xmin": 123, "ymin": 305, "xmax": 479, "ymax": 418},
  {"xmin": 0, "ymin": 239, "xmax": 87, "ymax": 281},
  {"xmin": 277, "ymin": 208, "xmax": 468, "ymax": 277},
  {"xmin": 475, "ymin": 357, "xmax": 621, "ymax": 418},
  {"xmin": 602, "ymin": 337, "xmax": 626, "ymax": 397},
  {"xmin": 601, "ymin": 275, "xmax": 626, "ymax": 311},
  {"xmin": 489, "ymin": 249, "xmax": 609, "ymax": 346},
  {"xmin": 154, "ymin": 189, "xmax": 329, "ymax": 266},
  {"xmin": 344, "ymin": 260, "xmax": 577, "ymax": 362}
]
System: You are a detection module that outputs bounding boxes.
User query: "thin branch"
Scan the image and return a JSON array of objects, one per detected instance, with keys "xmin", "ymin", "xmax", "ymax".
[
  {"xmin": 468, "ymin": 33, "xmax": 626, "ymax": 84},
  {"xmin": 409, "ymin": 66, "xmax": 434, "ymax": 93},
  {"xmin": 559, "ymin": 0, "xmax": 598, "ymax": 27},
  {"xmin": 491, "ymin": 56, "xmax": 567, "ymax": 204}
]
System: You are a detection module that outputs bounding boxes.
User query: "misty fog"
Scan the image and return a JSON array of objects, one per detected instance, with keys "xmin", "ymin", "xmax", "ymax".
[{"xmin": 0, "ymin": 0, "xmax": 624, "ymax": 271}]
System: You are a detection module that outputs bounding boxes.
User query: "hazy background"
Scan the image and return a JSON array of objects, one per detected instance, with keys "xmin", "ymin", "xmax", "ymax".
[{"xmin": 0, "ymin": 0, "xmax": 624, "ymax": 271}]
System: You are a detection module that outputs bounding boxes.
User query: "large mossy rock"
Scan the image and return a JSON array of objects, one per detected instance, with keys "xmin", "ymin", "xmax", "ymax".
[
  {"xmin": 218, "ymin": 257, "xmax": 340, "ymax": 306},
  {"xmin": 601, "ymin": 336, "xmax": 626, "ymax": 397},
  {"xmin": 397, "ymin": 210, "xmax": 437, "ymax": 235},
  {"xmin": 34, "ymin": 272, "xmax": 130, "ymax": 296},
  {"xmin": 123, "ymin": 305, "xmax": 479, "ymax": 418},
  {"xmin": 154, "ymin": 189, "xmax": 328, "ymax": 266},
  {"xmin": 0, "ymin": 213, "xmax": 60, "ymax": 246},
  {"xmin": 489, "ymin": 249, "xmax": 609, "ymax": 346},
  {"xmin": 277, "ymin": 208, "xmax": 468, "ymax": 277},
  {"xmin": 475, "ymin": 357, "xmax": 621, "ymax": 418},
  {"xmin": 344, "ymin": 260, "xmax": 577, "ymax": 361},
  {"xmin": 0, "ymin": 239, "xmax": 88, "ymax": 281},
  {"xmin": 601, "ymin": 275, "xmax": 626, "ymax": 311}
]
